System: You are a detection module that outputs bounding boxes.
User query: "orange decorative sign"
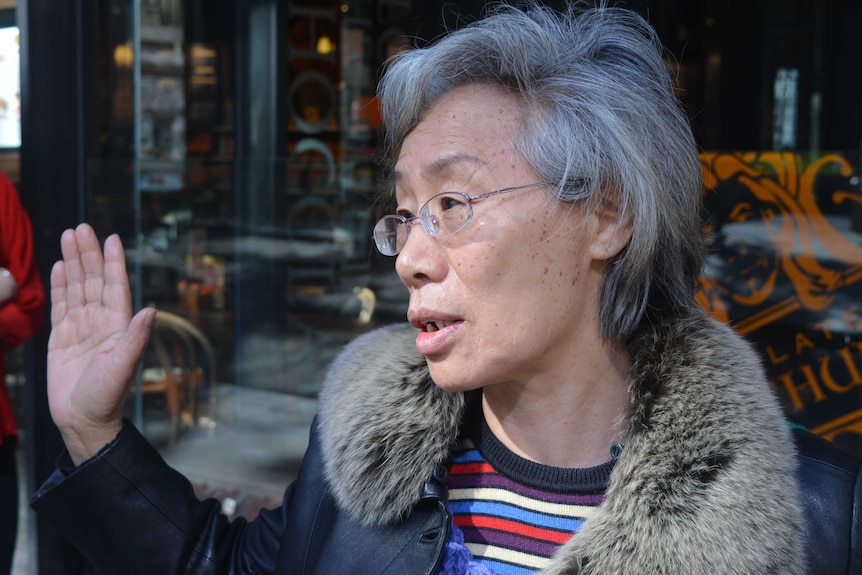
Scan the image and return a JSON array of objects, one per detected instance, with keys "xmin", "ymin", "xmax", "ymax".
[{"xmin": 698, "ymin": 151, "xmax": 862, "ymax": 453}]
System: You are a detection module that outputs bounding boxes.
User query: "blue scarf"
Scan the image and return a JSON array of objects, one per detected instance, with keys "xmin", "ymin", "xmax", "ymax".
[{"xmin": 434, "ymin": 519, "xmax": 496, "ymax": 575}]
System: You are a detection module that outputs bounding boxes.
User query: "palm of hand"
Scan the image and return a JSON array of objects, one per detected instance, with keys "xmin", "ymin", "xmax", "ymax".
[
  {"xmin": 48, "ymin": 297, "xmax": 134, "ymax": 431},
  {"xmin": 47, "ymin": 224, "xmax": 155, "ymax": 460}
]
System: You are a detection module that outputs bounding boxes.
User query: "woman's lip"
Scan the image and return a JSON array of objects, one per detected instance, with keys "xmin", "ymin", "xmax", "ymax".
[{"xmin": 414, "ymin": 320, "xmax": 463, "ymax": 356}]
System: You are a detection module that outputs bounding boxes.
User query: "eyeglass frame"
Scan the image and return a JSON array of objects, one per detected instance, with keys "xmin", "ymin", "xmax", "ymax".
[{"xmin": 372, "ymin": 181, "xmax": 551, "ymax": 256}]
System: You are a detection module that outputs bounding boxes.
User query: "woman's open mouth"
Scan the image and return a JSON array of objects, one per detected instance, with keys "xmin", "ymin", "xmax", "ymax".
[{"xmin": 424, "ymin": 320, "xmax": 456, "ymax": 332}]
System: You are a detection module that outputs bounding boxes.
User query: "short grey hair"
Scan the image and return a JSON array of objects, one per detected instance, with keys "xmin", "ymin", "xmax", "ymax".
[{"xmin": 377, "ymin": 1, "xmax": 705, "ymax": 343}]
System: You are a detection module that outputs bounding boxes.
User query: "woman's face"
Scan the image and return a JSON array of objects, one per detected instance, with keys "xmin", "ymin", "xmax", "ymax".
[{"xmin": 394, "ymin": 84, "xmax": 617, "ymax": 393}]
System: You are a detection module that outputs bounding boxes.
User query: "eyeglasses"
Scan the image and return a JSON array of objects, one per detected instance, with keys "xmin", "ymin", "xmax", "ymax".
[{"xmin": 372, "ymin": 181, "xmax": 550, "ymax": 256}]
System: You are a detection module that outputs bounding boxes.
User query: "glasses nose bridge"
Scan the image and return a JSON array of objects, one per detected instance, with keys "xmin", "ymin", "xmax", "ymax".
[
  {"xmin": 398, "ymin": 215, "xmax": 428, "ymax": 248},
  {"xmin": 395, "ymin": 214, "xmax": 443, "ymax": 259},
  {"xmin": 401, "ymin": 212, "xmax": 437, "ymax": 249}
]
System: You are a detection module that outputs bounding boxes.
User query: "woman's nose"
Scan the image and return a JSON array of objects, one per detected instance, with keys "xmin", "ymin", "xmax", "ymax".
[{"xmin": 395, "ymin": 223, "xmax": 447, "ymax": 287}]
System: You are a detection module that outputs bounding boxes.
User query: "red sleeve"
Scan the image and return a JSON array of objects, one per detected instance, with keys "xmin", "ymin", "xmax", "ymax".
[{"xmin": 0, "ymin": 172, "xmax": 45, "ymax": 349}]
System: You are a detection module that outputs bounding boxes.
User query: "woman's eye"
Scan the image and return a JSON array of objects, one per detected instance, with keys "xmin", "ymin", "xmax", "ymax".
[{"xmin": 440, "ymin": 195, "xmax": 466, "ymax": 211}]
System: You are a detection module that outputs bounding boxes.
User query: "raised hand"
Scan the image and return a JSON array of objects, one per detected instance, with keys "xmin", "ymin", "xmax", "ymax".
[{"xmin": 47, "ymin": 224, "xmax": 156, "ymax": 464}]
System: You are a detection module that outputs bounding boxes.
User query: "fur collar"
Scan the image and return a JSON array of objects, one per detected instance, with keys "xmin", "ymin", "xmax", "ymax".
[{"xmin": 317, "ymin": 313, "xmax": 804, "ymax": 574}]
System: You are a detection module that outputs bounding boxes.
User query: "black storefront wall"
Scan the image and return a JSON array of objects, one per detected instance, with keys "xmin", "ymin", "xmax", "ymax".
[{"xmin": 18, "ymin": 0, "xmax": 95, "ymax": 571}]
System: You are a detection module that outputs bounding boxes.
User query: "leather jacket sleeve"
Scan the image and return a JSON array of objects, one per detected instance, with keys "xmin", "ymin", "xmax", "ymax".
[
  {"xmin": 794, "ymin": 429, "xmax": 862, "ymax": 574},
  {"xmin": 31, "ymin": 417, "xmax": 450, "ymax": 575},
  {"xmin": 31, "ymin": 420, "xmax": 289, "ymax": 574}
]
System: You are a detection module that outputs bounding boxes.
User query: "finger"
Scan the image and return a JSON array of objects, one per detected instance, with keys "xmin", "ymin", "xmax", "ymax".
[
  {"xmin": 59, "ymin": 227, "xmax": 86, "ymax": 310},
  {"xmin": 50, "ymin": 260, "xmax": 68, "ymax": 328},
  {"xmin": 74, "ymin": 224, "xmax": 107, "ymax": 307},
  {"xmin": 102, "ymin": 234, "xmax": 132, "ymax": 316}
]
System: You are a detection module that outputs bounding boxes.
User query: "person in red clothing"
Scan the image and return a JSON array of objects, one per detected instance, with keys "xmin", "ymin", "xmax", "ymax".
[{"xmin": 0, "ymin": 171, "xmax": 45, "ymax": 574}]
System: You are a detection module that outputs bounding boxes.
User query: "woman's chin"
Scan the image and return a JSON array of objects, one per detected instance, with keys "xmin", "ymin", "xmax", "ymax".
[{"xmin": 427, "ymin": 365, "xmax": 483, "ymax": 394}]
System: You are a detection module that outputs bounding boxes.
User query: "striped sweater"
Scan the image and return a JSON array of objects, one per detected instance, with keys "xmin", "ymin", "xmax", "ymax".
[{"xmin": 446, "ymin": 416, "xmax": 614, "ymax": 575}]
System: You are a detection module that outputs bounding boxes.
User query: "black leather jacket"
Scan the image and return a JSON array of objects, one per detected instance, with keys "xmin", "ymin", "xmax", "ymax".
[
  {"xmin": 30, "ymin": 420, "xmax": 862, "ymax": 575},
  {"xmin": 794, "ymin": 429, "xmax": 862, "ymax": 573}
]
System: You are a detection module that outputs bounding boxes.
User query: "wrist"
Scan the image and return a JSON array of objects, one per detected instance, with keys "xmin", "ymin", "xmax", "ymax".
[{"xmin": 61, "ymin": 420, "xmax": 124, "ymax": 465}]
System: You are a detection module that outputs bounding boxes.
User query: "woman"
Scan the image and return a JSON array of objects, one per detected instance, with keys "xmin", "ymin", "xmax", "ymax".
[
  {"xmin": 0, "ymin": 171, "xmax": 44, "ymax": 575},
  {"xmin": 32, "ymin": 3, "xmax": 859, "ymax": 574}
]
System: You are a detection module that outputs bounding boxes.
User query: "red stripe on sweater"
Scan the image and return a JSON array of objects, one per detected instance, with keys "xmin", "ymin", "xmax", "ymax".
[{"xmin": 454, "ymin": 514, "xmax": 573, "ymax": 545}]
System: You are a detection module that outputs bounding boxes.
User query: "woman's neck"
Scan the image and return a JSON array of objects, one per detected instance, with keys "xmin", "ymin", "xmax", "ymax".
[{"xmin": 481, "ymin": 343, "xmax": 630, "ymax": 469}]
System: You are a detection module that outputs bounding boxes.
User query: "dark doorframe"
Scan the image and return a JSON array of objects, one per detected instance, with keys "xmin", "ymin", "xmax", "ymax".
[
  {"xmin": 18, "ymin": 0, "xmax": 92, "ymax": 571},
  {"xmin": 233, "ymin": 0, "xmax": 288, "ymax": 386}
]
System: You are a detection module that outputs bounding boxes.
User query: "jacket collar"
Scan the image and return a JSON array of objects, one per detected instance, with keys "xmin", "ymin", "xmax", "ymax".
[{"xmin": 317, "ymin": 313, "xmax": 804, "ymax": 574}]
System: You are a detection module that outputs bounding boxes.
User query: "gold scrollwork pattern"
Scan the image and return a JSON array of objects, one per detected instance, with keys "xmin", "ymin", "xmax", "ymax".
[{"xmin": 697, "ymin": 151, "xmax": 862, "ymax": 448}]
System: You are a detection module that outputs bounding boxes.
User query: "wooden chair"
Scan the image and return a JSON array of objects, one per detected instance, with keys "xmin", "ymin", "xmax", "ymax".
[{"xmin": 137, "ymin": 310, "xmax": 217, "ymax": 445}]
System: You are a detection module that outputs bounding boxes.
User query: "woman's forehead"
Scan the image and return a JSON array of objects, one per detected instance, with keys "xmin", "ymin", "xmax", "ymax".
[
  {"xmin": 398, "ymin": 86, "xmax": 521, "ymax": 155},
  {"xmin": 393, "ymin": 153, "xmax": 482, "ymax": 186}
]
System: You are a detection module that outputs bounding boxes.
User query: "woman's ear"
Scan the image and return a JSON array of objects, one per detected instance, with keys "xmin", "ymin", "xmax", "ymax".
[{"xmin": 587, "ymin": 196, "xmax": 633, "ymax": 261}]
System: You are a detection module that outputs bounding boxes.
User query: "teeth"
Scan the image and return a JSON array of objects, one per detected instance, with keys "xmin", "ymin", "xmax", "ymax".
[{"xmin": 425, "ymin": 321, "xmax": 452, "ymax": 332}]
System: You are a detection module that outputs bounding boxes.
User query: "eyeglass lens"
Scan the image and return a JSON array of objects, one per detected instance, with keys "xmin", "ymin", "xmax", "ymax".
[
  {"xmin": 421, "ymin": 193, "xmax": 471, "ymax": 237},
  {"xmin": 373, "ymin": 215, "xmax": 406, "ymax": 256},
  {"xmin": 372, "ymin": 192, "xmax": 472, "ymax": 256}
]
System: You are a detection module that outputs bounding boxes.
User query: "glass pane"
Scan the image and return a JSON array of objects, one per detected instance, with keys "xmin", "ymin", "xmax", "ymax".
[
  {"xmin": 116, "ymin": 154, "xmax": 404, "ymax": 509},
  {"xmin": 80, "ymin": 1, "xmax": 419, "ymax": 516}
]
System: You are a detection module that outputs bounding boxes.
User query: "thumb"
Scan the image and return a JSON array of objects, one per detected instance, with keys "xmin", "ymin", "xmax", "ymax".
[{"xmin": 121, "ymin": 307, "xmax": 157, "ymax": 367}]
